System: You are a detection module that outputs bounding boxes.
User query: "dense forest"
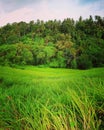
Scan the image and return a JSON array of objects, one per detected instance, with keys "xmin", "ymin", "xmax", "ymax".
[{"xmin": 0, "ymin": 15, "xmax": 104, "ymax": 69}]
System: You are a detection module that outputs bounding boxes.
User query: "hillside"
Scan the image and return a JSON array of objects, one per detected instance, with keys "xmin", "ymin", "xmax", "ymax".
[{"xmin": 0, "ymin": 16, "xmax": 104, "ymax": 69}]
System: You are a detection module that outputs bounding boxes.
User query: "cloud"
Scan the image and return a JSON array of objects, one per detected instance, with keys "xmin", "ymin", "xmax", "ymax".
[
  {"xmin": 0, "ymin": 7, "xmax": 35, "ymax": 25},
  {"xmin": 79, "ymin": 0, "xmax": 98, "ymax": 5},
  {"xmin": 0, "ymin": 0, "xmax": 104, "ymax": 27},
  {"xmin": 0, "ymin": 0, "xmax": 40, "ymax": 12}
]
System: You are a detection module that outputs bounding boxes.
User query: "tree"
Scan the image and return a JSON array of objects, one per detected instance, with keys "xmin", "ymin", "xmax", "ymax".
[{"xmin": 0, "ymin": 16, "xmax": 104, "ymax": 69}]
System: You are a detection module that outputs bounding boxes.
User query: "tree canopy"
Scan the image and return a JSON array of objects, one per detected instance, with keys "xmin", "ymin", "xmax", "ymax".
[{"xmin": 0, "ymin": 16, "xmax": 104, "ymax": 69}]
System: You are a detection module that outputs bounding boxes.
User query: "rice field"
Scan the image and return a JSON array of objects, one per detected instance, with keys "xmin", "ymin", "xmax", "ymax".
[{"xmin": 0, "ymin": 66, "xmax": 104, "ymax": 130}]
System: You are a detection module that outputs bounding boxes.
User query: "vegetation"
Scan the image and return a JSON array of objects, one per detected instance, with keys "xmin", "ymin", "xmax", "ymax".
[
  {"xmin": 0, "ymin": 15, "xmax": 104, "ymax": 69},
  {"xmin": 0, "ymin": 66, "xmax": 104, "ymax": 129},
  {"xmin": 0, "ymin": 15, "xmax": 104, "ymax": 129}
]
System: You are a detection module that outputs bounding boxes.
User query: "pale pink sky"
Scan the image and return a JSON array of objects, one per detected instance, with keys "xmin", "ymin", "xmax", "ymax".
[{"xmin": 0, "ymin": 0, "xmax": 104, "ymax": 27}]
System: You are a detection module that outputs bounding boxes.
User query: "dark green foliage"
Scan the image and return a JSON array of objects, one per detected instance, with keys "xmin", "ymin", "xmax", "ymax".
[
  {"xmin": 77, "ymin": 54, "xmax": 93, "ymax": 69},
  {"xmin": 71, "ymin": 59, "xmax": 77, "ymax": 69},
  {"xmin": 0, "ymin": 16, "xmax": 104, "ymax": 69}
]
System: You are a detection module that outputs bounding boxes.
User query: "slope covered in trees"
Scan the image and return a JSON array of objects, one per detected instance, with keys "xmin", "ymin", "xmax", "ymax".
[{"xmin": 0, "ymin": 16, "xmax": 104, "ymax": 69}]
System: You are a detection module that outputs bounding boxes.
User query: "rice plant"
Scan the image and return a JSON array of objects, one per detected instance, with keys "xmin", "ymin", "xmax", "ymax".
[{"xmin": 0, "ymin": 66, "xmax": 104, "ymax": 130}]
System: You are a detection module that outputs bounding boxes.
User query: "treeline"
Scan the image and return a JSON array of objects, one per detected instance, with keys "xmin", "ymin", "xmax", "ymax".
[{"xmin": 0, "ymin": 15, "xmax": 104, "ymax": 69}]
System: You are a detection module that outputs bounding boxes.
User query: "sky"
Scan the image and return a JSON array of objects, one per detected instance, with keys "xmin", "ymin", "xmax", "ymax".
[{"xmin": 0, "ymin": 0, "xmax": 104, "ymax": 26}]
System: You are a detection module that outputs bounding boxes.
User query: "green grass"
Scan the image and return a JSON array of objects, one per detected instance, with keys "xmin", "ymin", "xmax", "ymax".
[{"xmin": 0, "ymin": 66, "xmax": 104, "ymax": 130}]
